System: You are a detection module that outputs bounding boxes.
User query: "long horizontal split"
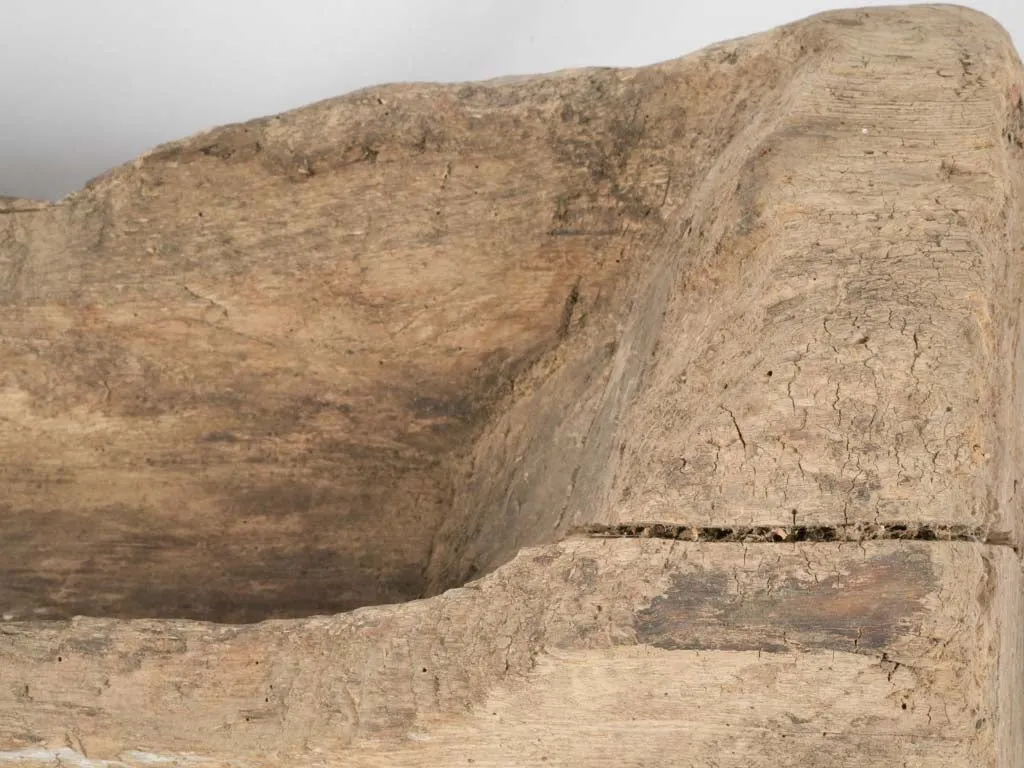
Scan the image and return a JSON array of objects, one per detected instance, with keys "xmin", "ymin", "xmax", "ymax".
[{"xmin": 573, "ymin": 522, "xmax": 1018, "ymax": 550}]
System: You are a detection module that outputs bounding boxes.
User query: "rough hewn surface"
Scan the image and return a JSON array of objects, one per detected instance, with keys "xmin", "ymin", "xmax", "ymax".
[
  {"xmin": 3, "ymin": 8, "xmax": 799, "ymax": 621},
  {"xmin": 1, "ymin": 3, "xmax": 1022, "ymax": 766},
  {"xmin": 0, "ymin": 539, "xmax": 1020, "ymax": 767},
  {"xmin": 3, "ymin": 5, "xmax": 1024, "ymax": 623}
]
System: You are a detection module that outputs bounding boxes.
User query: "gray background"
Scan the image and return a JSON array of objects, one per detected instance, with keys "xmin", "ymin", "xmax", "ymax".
[{"xmin": 2, "ymin": 0, "xmax": 1021, "ymax": 200}]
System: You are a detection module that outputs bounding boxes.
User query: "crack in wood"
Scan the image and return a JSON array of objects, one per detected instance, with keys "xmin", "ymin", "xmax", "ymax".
[{"xmin": 574, "ymin": 522, "xmax": 1017, "ymax": 550}]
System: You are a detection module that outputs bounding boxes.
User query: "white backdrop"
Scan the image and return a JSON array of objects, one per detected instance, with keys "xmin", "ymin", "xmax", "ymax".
[{"xmin": 2, "ymin": 0, "xmax": 1020, "ymax": 200}]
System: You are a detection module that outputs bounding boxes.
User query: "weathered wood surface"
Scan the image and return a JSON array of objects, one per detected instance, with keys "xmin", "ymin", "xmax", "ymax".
[
  {"xmin": 2, "ymin": 0, "xmax": 803, "ymax": 620},
  {"xmin": 0, "ymin": 539, "xmax": 1021, "ymax": 767},
  {"xmin": 0, "ymin": 3, "xmax": 1022, "ymax": 766},
  {"xmin": 2, "ymin": 5, "xmax": 1024, "ymax": 624}
]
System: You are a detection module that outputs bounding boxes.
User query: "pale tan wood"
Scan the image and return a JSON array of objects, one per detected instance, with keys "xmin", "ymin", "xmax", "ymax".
[
  {"xmin": 0, "ymin": 539, "xmax": 1020, "ymax": 766},
  {"xmin": 0, "ymin": 4, "xmax": 1020, "ymax": 619},
  {"xmin": 0, "ymin": 4, "xmax": 1022, "ymax": 766}
]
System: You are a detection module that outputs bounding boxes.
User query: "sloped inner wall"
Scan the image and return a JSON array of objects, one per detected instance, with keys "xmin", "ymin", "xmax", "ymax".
[
  {"xmin": 1, "ymin": 4, "xmax": 1021, "ymax": 631},
  {"xmin": 0, "ymin": 17, "xmax": 822, "ymax": 624}
]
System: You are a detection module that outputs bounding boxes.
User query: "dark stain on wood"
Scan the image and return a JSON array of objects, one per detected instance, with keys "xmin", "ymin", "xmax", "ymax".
[{"xmin": 634, "ymin": 550, "xmax": 933, "ymax": 652}]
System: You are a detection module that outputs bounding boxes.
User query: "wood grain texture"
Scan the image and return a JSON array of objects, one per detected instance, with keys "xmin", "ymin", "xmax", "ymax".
[
  {"xmin": 0, "ymin": 539, "xmax": 1020, "ymax": 766},
  {"xmin": 0, "ymin": 5, "xmax": 1021, "ymax": 621},
  {"xmin": 0, "ymin": 3, "xmax": 1022, "ymax": 766}
]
